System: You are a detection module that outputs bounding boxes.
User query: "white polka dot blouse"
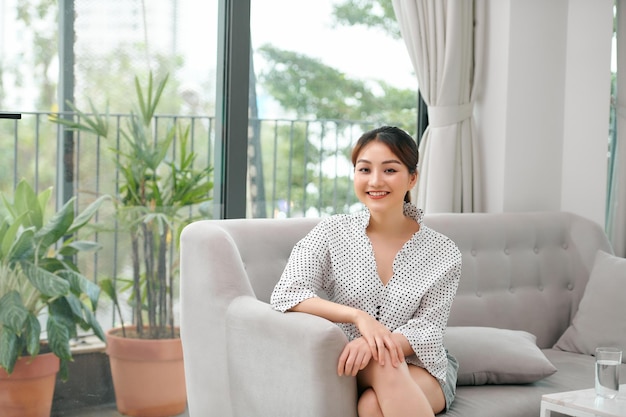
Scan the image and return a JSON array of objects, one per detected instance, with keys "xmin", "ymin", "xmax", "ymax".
[{"xmin": 270, "ymin": 203, "xmax": 462, "ymax": 383}]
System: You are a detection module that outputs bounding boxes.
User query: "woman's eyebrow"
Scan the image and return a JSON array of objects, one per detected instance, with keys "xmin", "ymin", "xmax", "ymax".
[{"xmin": 356, "ymin": 158, "xmax": 402, "ymax": 164}]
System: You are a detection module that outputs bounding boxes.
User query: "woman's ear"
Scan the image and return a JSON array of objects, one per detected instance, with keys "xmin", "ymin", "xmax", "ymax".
[{"xmin": 409, "ymin": 171, "xmax": 418, "ymax": 188}]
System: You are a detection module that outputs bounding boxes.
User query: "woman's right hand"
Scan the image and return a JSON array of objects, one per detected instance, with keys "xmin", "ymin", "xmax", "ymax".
[
  {"xmin": 337, "ymin": 337, "xmax": 372, "ymax": 376},
  {"xmin": 288, "ymin": 298, "xmax": 404, "ymax": 368}
]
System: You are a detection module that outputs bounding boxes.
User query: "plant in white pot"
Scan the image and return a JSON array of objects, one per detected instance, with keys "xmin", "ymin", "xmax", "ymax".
[
  {"xmin": 52, "ymin": 72, "xmax": 213, "ymax": 417},
  {"xmin": 0, "ymin": 179, "xmax": 109, "ymax": 417}
]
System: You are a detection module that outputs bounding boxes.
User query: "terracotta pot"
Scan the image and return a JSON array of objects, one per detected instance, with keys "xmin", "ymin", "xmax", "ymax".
[
  {"xmin": 0, "ymin": 352, "xmax": 60, "ymax": 417},
  {"xmin": 106, "ymin": 327, "xmax": 187, "ymax": 417}
]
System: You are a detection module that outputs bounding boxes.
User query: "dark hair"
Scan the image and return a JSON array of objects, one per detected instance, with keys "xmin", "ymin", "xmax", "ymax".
[{"xmin": 351, "ymin": 126, "xmax": 418, "ymax": 203}]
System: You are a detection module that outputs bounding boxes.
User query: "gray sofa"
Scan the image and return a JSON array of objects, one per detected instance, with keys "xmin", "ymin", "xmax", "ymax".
[{"xmin": 180, "ymin": 211, "xmax": 625, "ymax": 417}]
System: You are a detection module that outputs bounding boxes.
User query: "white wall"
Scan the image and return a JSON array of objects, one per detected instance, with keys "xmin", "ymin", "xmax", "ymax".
[{"xmin": 476, "ymin": 0, "xmax": 614, "ymax": 226}]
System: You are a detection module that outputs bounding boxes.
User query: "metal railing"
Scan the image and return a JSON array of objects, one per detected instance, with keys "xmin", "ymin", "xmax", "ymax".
[{"xmin": 1, "ymin": 111, "xmax": 376, "ymax": 328}]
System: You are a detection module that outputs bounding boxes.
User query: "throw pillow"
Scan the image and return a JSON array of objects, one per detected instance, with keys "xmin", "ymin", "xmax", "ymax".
[
  {"xmin": 554, "ymin": 250, "xmax": 626, "ymax": 360},
  {"xmin": 444, "ymin": 326, "xmax": 557, "ymax": 385}
]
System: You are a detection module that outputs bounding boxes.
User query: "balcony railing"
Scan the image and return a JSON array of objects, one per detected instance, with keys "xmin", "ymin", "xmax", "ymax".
[{"xmin": 1, "ymin": 111, "xmax": 376, "ymax": 329}]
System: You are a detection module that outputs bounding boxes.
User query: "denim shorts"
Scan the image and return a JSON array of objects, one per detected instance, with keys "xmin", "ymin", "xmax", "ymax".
[{"xmin": 439, "ymin": 351, "xmax": 459, "ymax": 413}]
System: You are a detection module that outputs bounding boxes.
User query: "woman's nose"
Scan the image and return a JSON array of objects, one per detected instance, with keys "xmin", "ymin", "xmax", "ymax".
[{"xmin": 369, "ymin": 170, "xmax": 383, "ymax": 186}]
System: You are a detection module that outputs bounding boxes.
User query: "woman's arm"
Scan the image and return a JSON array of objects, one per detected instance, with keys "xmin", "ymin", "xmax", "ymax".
[
  {"xmin": 288, "ymin": 297, "xmax": 361, "ymax": 323},
  {"xmin": 291, "ymin": 297, "xmax": 404, "ymax": 367}
]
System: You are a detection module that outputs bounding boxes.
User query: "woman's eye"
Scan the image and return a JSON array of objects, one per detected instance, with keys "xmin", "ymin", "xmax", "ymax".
[
  {"xmin": 385, "ymin": 169, "xmax": 397, "ymax": 173},
  {"xmin": 358, "ymin": 167, "xmax": 370, "ymax": 173}
]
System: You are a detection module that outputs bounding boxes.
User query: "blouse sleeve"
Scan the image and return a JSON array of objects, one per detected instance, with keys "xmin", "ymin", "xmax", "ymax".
[
  {"xmin": 270, "ymin": 222, "xmax": 332, "ymax": 312},
  {"xmin": 394, "ymin": 246, "xmax": 461, "ymax": 383}
]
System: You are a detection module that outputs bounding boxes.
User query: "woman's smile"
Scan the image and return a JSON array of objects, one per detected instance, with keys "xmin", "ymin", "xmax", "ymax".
[{"xmin": 368, "ymin": 191, "xmax": 389, "ymax": 198}]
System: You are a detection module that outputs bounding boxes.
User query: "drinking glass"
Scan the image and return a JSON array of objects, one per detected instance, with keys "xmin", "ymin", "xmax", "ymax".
[{"xmin": 595, "ymin": 347, "xmax": 622, "ymax": 399}]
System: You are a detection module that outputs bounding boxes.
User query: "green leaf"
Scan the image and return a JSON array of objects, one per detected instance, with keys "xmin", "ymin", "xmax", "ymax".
[
  {"xmin": 21, "ymin": 262, "xmax": 71, "ymax": 297},
  {"xmin": 49, "ymin": 298, "xmax": 78, "ymax": 338},
  {"xmin": 57, "ymin": 245, "xmax": 78, "ymax": 257},
  {"xmin": 50, "ymin": 99, "xmax": 109, "ymax": 138},
  {"xmin": 154, "ymin": 124, "xmax": 176, "ymax": 171},
  {"xmin": 59, "ymin": 270, "xmax": 94, "ymax": 300},
  {"xmin": 0, "ymin": 210, "xmax": 27, "ymax": 258},
  {"xmin": 0, "ymin": 291, "xmax": 28, "ymax": 333},
  {"xmin": 4, "ymin": 225, "xmax": 35, "ymax": 262},
  {"xmin": 78, "ymin": 274, "xmax": 101, "ymax": 308},
  {"xmin": 34, "ymin": 198, "xmax": 75, "ymax": 250},
  {"xmin": 58, "ymin": 240, "xmax": 101, "ymax": 257},
  {"xmin": 67, "ymin": 194, "xmax": 111, "ymax": 235},
  {"xmin": 64, "ymin": 293, "xmax": 84, "ymax": 319},
  {"xmin": 12, "ymin": 180, "xmax": 43, "ymax": 229},
  {"xmin": 58, "ymin": 359, "xmax": 69, "ymax": 382},
  {"xmin": 82, "ymin": 306, "xmax": 105, "ymax": 341},
  {"xmin": 0, "ymin": 218, "xmax": 9, "ymax": 254},
  {"xmin": 46, "ymin": 315, "xmax": 71, "ymax": 361},
  {"xmin": 36, "ymin": 186, "xmax": 53, "ymax": 215},
  {"xmin": 37, "ymin": 257, "xmax": 66, "ymax": 274},
  {"xmin": 0, "ymin": 327, "xmax": 19, "ymax": 374},
  {"xmin": 99, "ymin": 278, "xmax": 119, "ymax": 305},
  {"xmin": 24, "ymin": 313, "xmax": 41, "ymax": 356},
  {"xmin": 135, "ymin": 72, "xmax": 169, "ymax": 125},
  {"xmin": 69, "ymin": 240, "xmax": 102, "ymax": 252}
]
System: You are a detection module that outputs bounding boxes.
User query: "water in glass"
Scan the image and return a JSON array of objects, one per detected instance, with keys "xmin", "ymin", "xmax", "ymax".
[{"xmin": 596, "ymin": 358, "xmax": 620, "ymax": 399}]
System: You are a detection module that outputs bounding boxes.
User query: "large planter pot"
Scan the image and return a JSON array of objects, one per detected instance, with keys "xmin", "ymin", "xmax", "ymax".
[
  {"xmin": 0, "ymin": 352, "xmax": 60, "ymax": 417},
  {"xmin": 106, "ymin": 327, "xmax": 187, "ymax": 417}
]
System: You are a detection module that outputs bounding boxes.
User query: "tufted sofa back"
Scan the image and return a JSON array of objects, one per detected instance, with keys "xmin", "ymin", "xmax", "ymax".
[
  {"xmin": 204, "ymin": 211, "xmax": 611, "ymax": 349},
  {"xmin": 425, "ymin": 211, "xmax": 612, "ymax": 348}
]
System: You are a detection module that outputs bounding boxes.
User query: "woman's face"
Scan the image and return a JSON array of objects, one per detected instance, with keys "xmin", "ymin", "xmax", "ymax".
[{"xmin": 353, "ymin": 140, "xmax": 417, "ymax": 215}]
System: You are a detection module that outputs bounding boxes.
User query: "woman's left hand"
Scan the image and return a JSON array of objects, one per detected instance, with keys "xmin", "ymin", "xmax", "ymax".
[{"xmin": 354, "ymin": 310, "xmax": 404, "ymax": 366}]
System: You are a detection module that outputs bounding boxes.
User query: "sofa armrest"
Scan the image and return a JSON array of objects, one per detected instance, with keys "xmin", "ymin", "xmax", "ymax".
[
  {"xmin": 180, "ymin": 221, "xmax": 255, "ymax": 416},
  {"xmin": 226, "ymin": 296, "xmax": 358, "ymax": 417}
]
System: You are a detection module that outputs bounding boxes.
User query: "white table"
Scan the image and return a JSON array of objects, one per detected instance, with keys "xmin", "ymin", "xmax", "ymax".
[{"xmin": 540, "ymin": 385, "xmax": 626, "ymax": 417}]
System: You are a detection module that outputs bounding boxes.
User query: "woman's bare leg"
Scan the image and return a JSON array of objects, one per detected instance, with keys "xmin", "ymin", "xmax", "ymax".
[
  {"xmin": 357, "ymin": 350, "xmax": 445, "ymax": 417},
  {"xmin": 357, "ymin": 388, "xmax": 383, "ymax": 417}
]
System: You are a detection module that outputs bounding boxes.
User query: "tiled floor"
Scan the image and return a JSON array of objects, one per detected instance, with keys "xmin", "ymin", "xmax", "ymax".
[{"xmin": 53, "ymin": 404, "xmax": 189, "ymax": 417}]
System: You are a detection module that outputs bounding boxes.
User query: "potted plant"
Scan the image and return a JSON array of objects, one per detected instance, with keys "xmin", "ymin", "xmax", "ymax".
[
  {"xmin": 0, "ymin": 179, "xmax": 109, "ymax": 417},
  {"xmin": 53, "ymin": 72, "xmax": 213, "ymax": 417}
]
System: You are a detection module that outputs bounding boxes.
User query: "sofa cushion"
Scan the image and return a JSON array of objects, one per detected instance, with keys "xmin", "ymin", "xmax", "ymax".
[
  {"xmin": 554, "ymin": 250, "xmax": 626, "ymax": 361},
  {"xmin": 444, "ymin": 326, "xmax": 557, "ymax": 385}
]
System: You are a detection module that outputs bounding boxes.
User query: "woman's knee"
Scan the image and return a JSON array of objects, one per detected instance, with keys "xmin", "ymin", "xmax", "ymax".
[
  {"xmin": 357, "ymin": 388, "xmax": 383, "ymax": 417},
  {"xmin": 360, "ymin": 361, "xmax": 412, "ymax": 392}
]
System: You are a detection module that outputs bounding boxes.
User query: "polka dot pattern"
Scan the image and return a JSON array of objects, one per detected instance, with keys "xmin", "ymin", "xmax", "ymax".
[{"xmin": 270, "ymin": 203, "xmax": 462, "ymax": 382}]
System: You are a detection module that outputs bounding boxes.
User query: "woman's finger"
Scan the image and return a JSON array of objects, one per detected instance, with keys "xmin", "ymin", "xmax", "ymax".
[
  {"xmin": 377, "ymin": 340, "xmax": 385, "ymax": 365},
  {"xmin": 384, "ymin": 337, "xmax": 400, "ymax": 367},
  {"xmin": 337, "ymin": 347, "xmax": 350, "ymax": 376},
  {"xmin": 368, "ymin": 339, "xmax": 379, "ymax": 362}
]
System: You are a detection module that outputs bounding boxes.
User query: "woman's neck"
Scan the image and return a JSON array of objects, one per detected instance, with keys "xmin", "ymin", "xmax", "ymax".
[{"xmin": 367, "ymin": 205, "xmax": 416, "ymax": 237}]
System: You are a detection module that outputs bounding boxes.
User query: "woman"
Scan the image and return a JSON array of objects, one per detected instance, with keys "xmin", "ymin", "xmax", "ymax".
[{"xmin": 270, "ymin": 126, "xmax": 461, "ymax": 416}]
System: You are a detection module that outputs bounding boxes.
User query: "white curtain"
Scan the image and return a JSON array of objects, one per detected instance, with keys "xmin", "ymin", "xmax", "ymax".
[
  {"xmin": 392, "ymin": 0, "xmax": 483, "ymax": 212},
  {"xmin": 607, "ymin": 0, "xmax": 626, "ymax": 257}
]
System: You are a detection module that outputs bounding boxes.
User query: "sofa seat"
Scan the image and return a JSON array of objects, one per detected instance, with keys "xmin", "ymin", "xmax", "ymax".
[{"xmin": 448, "ymin": 349, "xmax": 626, "ymax": 417}]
